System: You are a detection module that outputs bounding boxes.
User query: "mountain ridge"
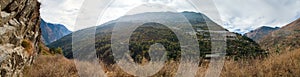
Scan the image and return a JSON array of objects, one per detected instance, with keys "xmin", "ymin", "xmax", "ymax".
[
  {"xmin": 40, "ymin": 19, "xmax": 71, "ymax": 45},
  {"xmin": 259, "ymin": 18, "xmax": 300, "ymax": 52},
  {"xmin": 245, "ymin": 26, "xmax": 279, "ymax": 42},
  {"xmin": 48, "ymin": 12, "xmax": 266, "ymax": 63}
]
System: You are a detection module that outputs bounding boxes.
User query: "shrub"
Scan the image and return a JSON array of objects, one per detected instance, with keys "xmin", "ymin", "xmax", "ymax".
[
  {"xmin": 38, "ymin": 43, "xmax": 51, "ymax": 55},
  {"xmin": 50, "ymin": 47, "xmax": 63, "ymax": 54},
  {"xmin": 21, "ymin": 39, "xmax": 33, "ymax": 54}
]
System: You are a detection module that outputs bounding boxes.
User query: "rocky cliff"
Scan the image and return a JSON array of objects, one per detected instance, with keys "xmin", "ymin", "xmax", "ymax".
[
  {"xmin": 41, "ymin": 19, "xmax": 71, "ymax": 45},
  {"xmin": 0, "ymin": 0, "xmax": 41, "ymax": 76}
]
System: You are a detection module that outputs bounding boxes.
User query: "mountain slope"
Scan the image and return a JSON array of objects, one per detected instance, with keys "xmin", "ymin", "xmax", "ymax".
[
  {"xmin": 40, "ymin": 19, "xmax": 71, "ymax": 45},
  {"xmin": 245, "ymin": 26, "xmax": 279, "ymax": 42},
  {"xmin": 259, "ymin": 18, "xmax": 300, "ymax": 52},
  {"xmin": 48, "ymin": 12, "xmax": 265, "ymax": 63}
]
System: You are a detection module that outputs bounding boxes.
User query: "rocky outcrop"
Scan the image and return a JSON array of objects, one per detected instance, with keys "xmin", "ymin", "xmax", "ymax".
[{"xmin": 0, "ymin": 0, "xmax": 41, "ymax": 76}]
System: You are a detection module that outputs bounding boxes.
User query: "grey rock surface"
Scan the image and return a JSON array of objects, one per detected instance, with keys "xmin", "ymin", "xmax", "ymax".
[{"xmin": 0, "ymin": 0, "xmax": 41, "ymax": 76}]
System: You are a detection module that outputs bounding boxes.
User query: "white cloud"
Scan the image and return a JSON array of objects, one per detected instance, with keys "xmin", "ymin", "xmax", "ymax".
[
  {"xmin": 98, "ymin": 0, "xmax": 197, "ymax": 25},
  {"xmin": 39, "ymin": 0, "xmax": 300, "ymax": 33},
  {"xmin": 39, "ymin": 0, "xmax": 84, "ymax": 31},
  {"xmin": 214, "ymin": 0, "xmax": 300, "ymax": 33}
]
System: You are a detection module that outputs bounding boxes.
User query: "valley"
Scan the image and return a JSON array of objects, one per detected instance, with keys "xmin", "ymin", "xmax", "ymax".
[
  {"xmin": 1, "ymin": 1, "xmax": 299, "ymax": 76},
  {"xmin": 38, "ymin": 12, "xmax": 300, "ymax": 76}
]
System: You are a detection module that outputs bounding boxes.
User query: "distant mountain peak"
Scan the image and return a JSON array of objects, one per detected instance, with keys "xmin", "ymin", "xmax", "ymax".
[
  {"xmin": 40, "ymin": 19, "xmax": 72, "ymax": 45},
  {"xmin": 245, "ymin": 26, "xmax": 280, "ymax": 42},
  {"xmin": 257, "ymin": 26, "xmax": 279, "ymax": 30}
]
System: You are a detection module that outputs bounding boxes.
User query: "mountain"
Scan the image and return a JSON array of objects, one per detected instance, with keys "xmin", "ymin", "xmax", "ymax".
[
  {"xmin": 48, "ymin": 12, "xmax": 266, "ymax": 63},
  {"xmin": 40, "ymin": 19, "xmax": 71, "ymax": 45},
  {"xmin": 245, "ymin": 26, "xmax": 279, "ymax": 42},
  {"xmin": 259, "ymin": 18, "xmax": 300, "ymax": 52},
  {"xmin": 0, "ymin": 0, "xmax": 41, "ymax": 76}
]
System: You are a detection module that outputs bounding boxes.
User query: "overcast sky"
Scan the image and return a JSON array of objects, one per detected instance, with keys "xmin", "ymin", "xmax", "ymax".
[{"xmin": 39, "ymin": 0, "xmax": 300, "ymax": 34}]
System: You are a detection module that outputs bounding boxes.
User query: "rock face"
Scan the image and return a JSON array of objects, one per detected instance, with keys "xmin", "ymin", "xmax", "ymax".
[
  {"xmin": 40, "ymin": 19, "xmax": 71, "ymax": 45},
  {"xmin": 0, "ymin": 0, "xmax": 41, "ymax": 76},
  {"xmin": 245, "ymin": 26, "xmax": 279, "ymax": 42}
]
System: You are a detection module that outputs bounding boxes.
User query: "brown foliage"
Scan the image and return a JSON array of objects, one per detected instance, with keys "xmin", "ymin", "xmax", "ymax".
[
  {"xmin": 23, "ymin": 55, "xmax": 78, "ymax": 77},
  {"xmin": 23, "ymin": 49, "xmax": 300, "ymax": 77},
  {"xmin": 21, "ymin": 39, "xmax": 33, "ymax": 54},
  {"xmin": 221, "ymin": 49, "xmax": 300, "ymax": 77}
]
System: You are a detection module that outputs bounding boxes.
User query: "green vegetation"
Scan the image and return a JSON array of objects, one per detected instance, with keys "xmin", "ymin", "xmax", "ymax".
[
  {"xmin": 227, "ymin": 35, "xmax": 266, "ymax": 60},
  {"xmin": 128, "ymin": 23, "xmax": 181, "ymax": 63},
  {"xmin": 49, "ymin": 23, "xmax": 266, "ymax": 64}
]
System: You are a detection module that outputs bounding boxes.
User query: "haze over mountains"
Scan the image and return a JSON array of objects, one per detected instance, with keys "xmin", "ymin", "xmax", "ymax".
[{"xmin": 40, "ymin": 19, "xmax": 71, "ymax": 45}]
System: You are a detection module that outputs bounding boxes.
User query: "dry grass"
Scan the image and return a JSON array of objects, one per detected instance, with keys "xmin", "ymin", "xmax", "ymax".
[
  {"xmin": 23, "ymin": 49, "xmax": 300, "ymax": 77},
  {"xmin": 23, "ymin": 55, "xmax": 79, "ymax": 77},
  {"xmin": 221, "ymin": 49, "xmax": 300, "ymax": 77}
]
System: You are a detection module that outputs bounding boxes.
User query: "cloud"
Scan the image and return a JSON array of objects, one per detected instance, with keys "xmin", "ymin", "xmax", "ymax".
[
  {"xmin": 214, "ymin": 0, "xmax": 300, "ymax": 34},
  {"xmin": 39, "ymin": 0, "xmax": 300, "ymax": 33},
  {"xmin": 99, "ymin": 0, "xmax": 198, "ymax": 25},
  {"xmin": 39, "ymin": 0, "xmax": 84, "ymax": 31}
]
